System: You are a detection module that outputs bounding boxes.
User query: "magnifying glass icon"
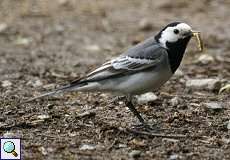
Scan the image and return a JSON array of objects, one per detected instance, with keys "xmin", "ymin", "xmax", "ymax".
[{"xmin": 3, "ymin": 141, "xmax": 18, "ymax": 157}]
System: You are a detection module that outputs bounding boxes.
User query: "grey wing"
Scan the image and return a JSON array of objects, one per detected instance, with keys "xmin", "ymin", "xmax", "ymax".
[{"xmin": 78, "ymin": 44, "xmax": 168, "ymax": 83}]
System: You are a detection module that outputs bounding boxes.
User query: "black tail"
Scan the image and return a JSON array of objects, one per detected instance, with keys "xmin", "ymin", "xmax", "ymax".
[{"xmin": 21, "ymin": 83, "xmax": 79, "ymax": 104}]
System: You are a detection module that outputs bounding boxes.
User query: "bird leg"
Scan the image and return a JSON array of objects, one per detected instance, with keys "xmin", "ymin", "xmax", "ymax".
[
  {"xmin": 125, "ymin": 96, "xmax": 160, "ymax": 132},
  {"xmin": 125, "ymin": 97, "xmax": 145, "ymax": 125}
]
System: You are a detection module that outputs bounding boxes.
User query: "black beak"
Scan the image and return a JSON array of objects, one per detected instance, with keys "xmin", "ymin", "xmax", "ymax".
[{"xmin": 183, "ymin": 30, "xmax": 193, "ymax": 37}]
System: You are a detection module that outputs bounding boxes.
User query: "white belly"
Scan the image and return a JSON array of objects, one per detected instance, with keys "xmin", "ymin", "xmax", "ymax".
[{"xmin": 115, "ymin": 67, "xmax": 172, "ymax": 95}]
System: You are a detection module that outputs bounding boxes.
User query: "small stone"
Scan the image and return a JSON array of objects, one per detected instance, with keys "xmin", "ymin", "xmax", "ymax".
[
  {"xmin": 30, "ymin": 120, "xmax": 45, "ymax": 126},
  {"xmin": 118, "ymin": 101, "xmax": 124, "ymax": 105},
  {"xmin": 136, "ymin": 92, "xmax": 157, "ymax": 104},
  {"xmin": 85, "ymin": 44, "xmax": 101, "ymax": 52},
  {"xmin": 68, "ymin": 132, "xmax": 77, "ymax": 137},
  {"xmin": 15, "ymin": 37, "xmax": 32, "ymax": 46},
  {"xmin": 118, "ymin": 144, "xmax": 127, "ymax": 148},
  {"xmin": 204, "ymin": 102, "xmax": 223, "ymax": 111},
  {"xmin": 27, "ymin": 79, "xmax": 43, "ymax": 87},
  {"xmin": 37, "ymin": 114, "xmax": 50, "ymax": 120},
  {"xmin": 101, "ymin": 19, "xmax": 112, "ymax": 32},
  {"xmin": 34, "ymin": 80, "xmax": 43, "ymax": 87},
  {"xmin": 129, "ymin": 139, "xmax": 145, "ymax": 146},
  {"xmin": 162, "ymin": 138, "xmax": 179, "ymax": 143},
  {"xmin": 3, "ymin": 132, "xmax": 16, "ymax": 138},
  {"xmin": 129, "ymin": 150, "xmax": 141, "ymax": 158},
  {"xmin": 54, "ymin": 25, "xmax": 65, "ymax": 33},
  {"xmin": 186, "ymin": 78, "xmax": 221, "ymax": 91},
  {"xmin": 174, "ymin": 69, "xmax": 184, "ymax": 77},
  {"xmin": 0, "ymin": 23, "xmax": 8, "ymax": 33},
  {"xmin": 47, "ymin": 104, "xmax": 55, "ymax": 109},
  {"xmin": 79, "ymin": 144, "xmax": 96, "ymax": 151},
  {"xmin": 1, "ymin": 80, "xmax": 12, "ymax": 87},
  {"xmin": 170, "ymin": 97, "xmax": 182, "ymax": 106},
  {"xmin": 197, "ymin": 54, "xmax": 214, "ymax": 64},
  {"xmin": 39, "ymin": 146, "xmax": 48, "ymax": 155},
  {"xmin": 189, "ymin": 103, "xmax": 200, "ymax": 107},
  {"xmin": 169, "ymin": 154, "xmax": 179, "ymax": 160},
  {"xmin": 43, "ymin": 83, "xmax": 56, "ymax": 89},
  {"xmin": 51, "ymin": 72, "xmax": 68, "ymax": 78},
  {"xmin": 0, "ymin": 122, "xmax": 7, "ymax": 128},
  {"xmin": 227, "ymin": 121, "xmax": 230, "ymax": 130},
  {"xmin": 139, "ymin": 19, "xmax": 153, "ymax": 31},
  {"xmin": 222, "ymin": 138, "xmax": 230, "ymax": 144},
  {"xmin": 58, "ymin": 0, "xmax": 70, "ymax": 6}
]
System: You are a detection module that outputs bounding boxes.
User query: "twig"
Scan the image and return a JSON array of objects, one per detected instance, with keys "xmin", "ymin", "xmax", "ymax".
[
  {"xmin": 125, "ymin": 128, "xmax": 203, "ymax": 139},
  {"xmin": 75, "ymin": 110, "xmax": 96, "ymax": 118}
]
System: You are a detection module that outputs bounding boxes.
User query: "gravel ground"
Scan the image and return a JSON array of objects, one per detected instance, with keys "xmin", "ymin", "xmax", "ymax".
[{"xmin": 0, "ymin": 0, "xmax": 230, "ymax": 159}]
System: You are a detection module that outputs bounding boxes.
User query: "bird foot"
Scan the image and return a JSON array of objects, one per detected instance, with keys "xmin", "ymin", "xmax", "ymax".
[
  {"xmin": 110, "ymin": 96, "xmax": 126, "ymax": 104},
  {"xmin": 131, "ymin": 122, "xmax": 161, "ymax": 133}
]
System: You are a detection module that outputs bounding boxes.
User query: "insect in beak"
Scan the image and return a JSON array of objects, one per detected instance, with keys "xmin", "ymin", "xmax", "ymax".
[{"xmin": 192, "ymin": 31, "xmax": 204, "ymax": 52}]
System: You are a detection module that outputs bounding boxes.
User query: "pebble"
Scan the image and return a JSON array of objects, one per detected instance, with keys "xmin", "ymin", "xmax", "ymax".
[
  {"xmin": 189, "ymin": 103, "xmax": 201, "ymax": 107},
  {"xmin": 162, "ymin": 138, "xmax": 179, "ymax": 143},
  {"xmin": 185, "ymin": 78, "xmax": 221, "ymax": 91},
  {"xmin": 68, "ymin": 132, "xmax": 77, "ymax": 137},
  {"xmin": 27, "ymin": 79, "xmax": 43, "ymax": 87},
  {"xmin": 54, "ymin": 24, "xmax": 65, "ymax": 33},
  {"xmin": 43, "ymin": 83, "xmax": 56, "ymax": 89},
  {"xmin": 1, "ymin": 80, "xmax": 12, "ymax": 87},
  {"xmin": 3, "ymin": 131, "xmax": 17, "ymax": 138},
  {"xmin": 222, "ymin": 138, "xmax": 230, "ymax": 144},
  {"xmin": 204, "ymin": 102, "xmax": 223, "ymax": 110},
  {"xmin": 0, "ymin": 23, "xmax": 8, "ymax": 33},
  {"xmin": 136, "ymin": 92, "xmax": 158, "ymax": 104},
  {"xmin": 227, "ymin": 120, "xmax": 230, "ymax": 130},
  {"xmin": 118, "ymin": 144, "xmax": 127, "ymax": 148},
  {"xmin": 169, "ymin": 154, "xmax": 179, "ymax": 160},
  {"xmin": 139, "ymin": 19, "xmax": 153, "ymax": 31},
  {"xmin": 85, "ymin": 44, "xmax": 101, "ymax": 53},
  {"xmin": 129, "ymin": 139, "xmax": 145, "ymax": 146},
  {"xmin": 129, "ymin": 150, "xmax": 141, "ymax": 158},
  {"xmin": 58, "ymin": 0, "xmax": 73, "ymax": 7},
  {"xmin": 30, "ymin": 119, "xmax": 46, "ymax": 126},
  {"xmin": 37, "ymin": 114, "xmax": 50, "ymax": 120},
  {"xmin": 39, "ymin": 146, "xmax": 48, "ymax": 155},
  {"xmin": 15, "ymin": 37, "xmax": 32, "ymax": 46},
  {"xmin": 79, "ymin": 144, "xmax": 96, "ymax": 151},
  {"xmin": 174, "ymin": 69, "xmax": 184, "ymax": 77},
  {"xmin": 33, "ymin": 79, "xmax": 43, "ymax": 87},
  {"xmin": 170, "ymin": 97, "xmax": 182, "ymax": 106},
  {"xmin": 197, "ymin": 54, "xmax": 214, "ymax": 64},
  {"xmin": 0, "ymin": 122, "xmax": 7, "ymax": 128}
]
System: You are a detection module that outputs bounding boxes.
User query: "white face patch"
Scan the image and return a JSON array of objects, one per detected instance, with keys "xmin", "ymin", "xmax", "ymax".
[{"xmin": 159, "ymin": 23, "xmax": 192, "ymax": 48}]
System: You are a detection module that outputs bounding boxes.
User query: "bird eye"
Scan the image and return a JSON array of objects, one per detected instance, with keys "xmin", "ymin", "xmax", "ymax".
[{"xmin": 174, "ymin": 29, "xmax": 179, "ymax": 34}]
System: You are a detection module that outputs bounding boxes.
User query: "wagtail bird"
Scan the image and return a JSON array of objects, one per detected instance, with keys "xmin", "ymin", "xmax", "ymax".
[{"xmin": 23, "ymin": 22, "xmax": 203, "ymax": 125}]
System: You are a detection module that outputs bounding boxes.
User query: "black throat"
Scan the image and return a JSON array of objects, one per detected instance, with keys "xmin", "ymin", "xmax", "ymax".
[
  {"xmin": 165, "ymin": 37, "xmax": 191, "ymax": 73},
  {"xmin": 154, "ymin": 22, "xmax": 192, "ymax": 73}
]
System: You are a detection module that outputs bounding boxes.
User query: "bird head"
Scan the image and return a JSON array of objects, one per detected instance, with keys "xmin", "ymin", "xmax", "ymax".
[
  {"xmin": 155, "ymin": 22, "xmax": 196, "ymax": 49},
  {"xmin": 155, "ymin": 22, "xmax": 201, "ymax": 73}
]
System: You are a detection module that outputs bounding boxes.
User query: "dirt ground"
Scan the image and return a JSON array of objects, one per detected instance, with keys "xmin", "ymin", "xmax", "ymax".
[{"xmin": 0, "ymin": 0, "xmax": 230, "ymax": 159}]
